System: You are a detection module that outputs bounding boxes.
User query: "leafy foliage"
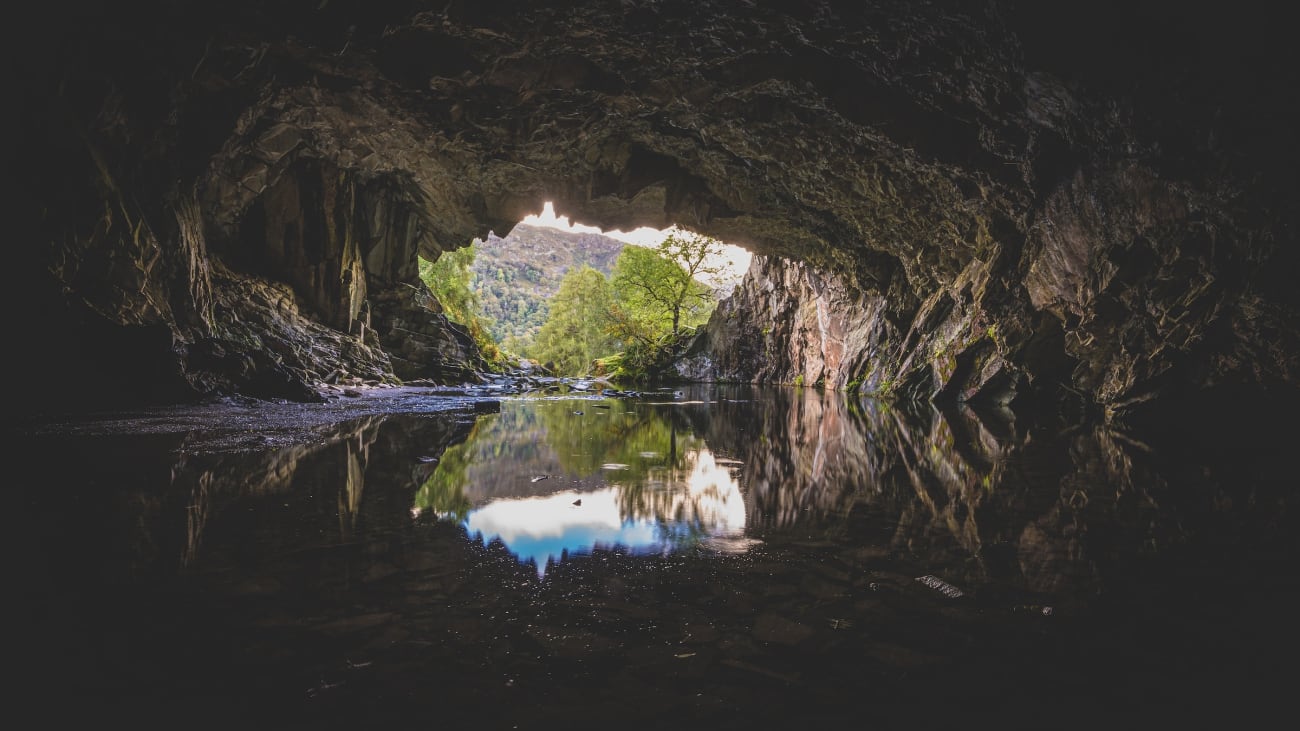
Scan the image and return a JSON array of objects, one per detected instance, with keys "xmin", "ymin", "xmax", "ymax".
[
  {"xmin": 594, "ymin": 325, "xmax": 699, "ymax": 381},
  {"xmin": 611, "ymin": 231, "xmax": 723, "ymax": 338},
  {"xmin": 417, "ymin": 228, "xmax": 728, "ymax": 380},
  {"xmin": 419, "ymin": 245, "xmax": 478, "ymax": 320},
  {"xmin": 468, "ymin": 224, "xmax": 624, "ymax": 347},
  {"xmin": 418, "ymin": 246, "xmax": 507, "ymax": 367},
  {"xmin": 526, "ymin": 231, "xmax": 725, "ymax": 379},
  {"xmin": 412, "ymin": 436, "xmax": 476, "ymax": 522},
  {"xmin": 528, "ymin": 265, "xmax": 622, "ymax": 374}
]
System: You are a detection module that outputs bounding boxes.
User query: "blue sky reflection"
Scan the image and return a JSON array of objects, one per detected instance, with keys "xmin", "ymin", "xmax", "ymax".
[{"xmin": 462, "ymin": 449, "xmax": 746, "ymax": 576}]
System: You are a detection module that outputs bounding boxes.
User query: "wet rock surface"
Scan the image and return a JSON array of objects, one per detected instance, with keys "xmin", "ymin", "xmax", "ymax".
[
  {"xmin": 17, "ymin": 386, "xmax": 494, "ymax": 452},
  {"xmin": 15, "ymin": 0, "xmax": 1298, "ymax": 424}
]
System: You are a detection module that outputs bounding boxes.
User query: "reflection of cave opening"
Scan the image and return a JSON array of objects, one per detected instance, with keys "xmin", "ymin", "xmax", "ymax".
[
  {"xmin": 416, "ymin": 201, "xmax": 751, "ymax": 373},
  {"xmin": 413, "ymin": 395, "xmax": 748, "ymax": 577}
]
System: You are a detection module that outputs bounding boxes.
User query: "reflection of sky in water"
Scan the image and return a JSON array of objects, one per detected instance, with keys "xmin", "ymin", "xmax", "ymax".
[{"xmin": 463, "ymin": 449, "xmax": 746, "ymax": 576}]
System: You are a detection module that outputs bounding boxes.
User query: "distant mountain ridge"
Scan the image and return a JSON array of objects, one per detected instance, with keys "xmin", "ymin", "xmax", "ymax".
[{"xmin": 470, "ymin": 223, "xmax": 626, "ymax": 347}]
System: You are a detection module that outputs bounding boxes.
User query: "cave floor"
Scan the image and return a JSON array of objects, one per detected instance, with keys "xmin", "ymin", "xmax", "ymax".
[
  {"xmin": 16, "ymin": 385, "xmax": 499, "ymax": 452},
  {"xmin": 11, "ymin": 384, "xmax": 1298, "ymax": 728}
]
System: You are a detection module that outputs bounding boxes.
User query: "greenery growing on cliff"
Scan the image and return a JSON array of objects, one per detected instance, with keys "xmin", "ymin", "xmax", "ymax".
[{"xmin": 418, "ymin": 246, "xmax": 505, "ymax": 366}]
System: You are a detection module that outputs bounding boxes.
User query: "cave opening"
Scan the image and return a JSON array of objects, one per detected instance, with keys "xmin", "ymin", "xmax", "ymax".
[
  {"xmin": 415, "ymin": 202, "xmax": 752, "ymax": 378},
  {"xmin": 12, "ymin": 1, "xmax": 1300, "ymax": 726}
]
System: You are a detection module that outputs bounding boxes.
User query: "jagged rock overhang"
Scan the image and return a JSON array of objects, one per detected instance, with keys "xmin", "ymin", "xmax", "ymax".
[{"xmin": 13, "ymin": 0, "xmax": 1299, "ymax": 423}]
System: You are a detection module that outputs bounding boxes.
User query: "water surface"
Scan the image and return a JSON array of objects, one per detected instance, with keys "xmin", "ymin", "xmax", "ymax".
[
  {"xmin": 419, "ymin": 396, "xmax": 752, "ymax": 575},
  {"xmin": 13, "ymin": 384, "xmax": 1297, "ymax": 728}
]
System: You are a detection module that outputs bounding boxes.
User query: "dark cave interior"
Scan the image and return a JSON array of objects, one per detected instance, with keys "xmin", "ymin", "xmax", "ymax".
[
  {"xmin": 10, "ymin": 3, "xmax": 1300, "ymax": 727},
  {"xmin": 11, "ymin": 0, "xmax": 1299, "ymax": 426}
]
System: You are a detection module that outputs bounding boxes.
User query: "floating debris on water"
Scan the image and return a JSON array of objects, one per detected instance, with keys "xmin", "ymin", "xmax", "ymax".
[
  {"xmin": 916, "ymin": 574, "xmax": 964, "ymax": 598},
  {"xmin": 306, "ymin": 678, "xmax": 345, "ymax": 698},
  {"xmin": 701, "ymin": 535, "xmax": 762, "ymax": 553}
]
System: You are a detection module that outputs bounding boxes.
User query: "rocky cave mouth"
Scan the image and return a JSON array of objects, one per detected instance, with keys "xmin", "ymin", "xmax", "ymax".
[
  {"xmin": 12, "ymin": 2, "xmax": 1300, "ymax": 725},
  {"xmin": 415, "ymin": 201, "xmax": 753, "ymax": 374},
  {"xmin": 13, "ymin": 0, "xmax": 1299, "ymax": 432}
]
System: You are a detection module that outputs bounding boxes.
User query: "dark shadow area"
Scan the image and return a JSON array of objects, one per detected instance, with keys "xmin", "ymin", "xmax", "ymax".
[{"xmin": 11, "ymin": 385, "xmax": 1297, "ymax": 727}]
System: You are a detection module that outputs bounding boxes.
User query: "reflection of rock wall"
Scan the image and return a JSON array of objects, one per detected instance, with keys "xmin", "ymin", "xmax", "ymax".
[
  {"xmin": 700, "ymin": 387, "xmax": 1259, "ymax": 606},
  {"xmin": 878, "ymin": 406, "xmax": 1009, "ymax": 557},
  {"xmin": 120, "ymin": 414, "xmax": 477, "ymax": 575},
  {"xmin": 701, "ymin": 389, "xmax": 874, "ymax": 530}
]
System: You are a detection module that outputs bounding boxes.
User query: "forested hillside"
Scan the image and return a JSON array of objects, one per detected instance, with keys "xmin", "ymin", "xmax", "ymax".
[{"xmin": 469, "ymin": 223, "xmax": 625, "ymax": 349}]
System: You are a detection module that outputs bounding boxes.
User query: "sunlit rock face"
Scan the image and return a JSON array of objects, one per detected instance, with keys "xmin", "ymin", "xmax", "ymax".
[{"xmin": 17, "ymin": 0, "xmax": 1298, "ymax": 420}]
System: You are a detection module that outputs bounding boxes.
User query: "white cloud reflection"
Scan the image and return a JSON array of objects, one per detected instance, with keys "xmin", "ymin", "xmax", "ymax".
[{"xmin": 462, "ymin": 448, "xmax": 747, "ymax": 577}]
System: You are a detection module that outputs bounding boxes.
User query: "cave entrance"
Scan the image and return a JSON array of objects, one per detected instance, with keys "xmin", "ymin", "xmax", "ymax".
[{"xmin": 418, "ymin": 202, "xmax": 751, "ymax": 377}]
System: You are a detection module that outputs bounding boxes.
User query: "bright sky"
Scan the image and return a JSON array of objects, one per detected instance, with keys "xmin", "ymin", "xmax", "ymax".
[{"xmin": 520, "ymin": 202, "xmax": 753, "ymax": 287}]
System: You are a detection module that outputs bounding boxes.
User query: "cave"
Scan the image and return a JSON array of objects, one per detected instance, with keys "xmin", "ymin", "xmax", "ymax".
[
  {"xmin": 12, "ymin": 0, "xmax": 1299, "ymax": 727},
  {"xmin": 14, "ymin": 0, "xmax": 1298, "ymax": 422}
]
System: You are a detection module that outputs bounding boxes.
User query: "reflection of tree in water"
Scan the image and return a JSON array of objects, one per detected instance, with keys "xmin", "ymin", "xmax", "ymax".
[
  {"xmin": 411, "ymin": 386, "xmax": 1284, "ymax": 607},
  {"xmin": 615, "ymin": 448, "xmax": 746, "ymax": 545},
  {"xmin": 414, "ymin": 407, "xmax": 558, "ymax": 515},
  {"xmin": 436, "ymin": 398, "xmax": 699, "ymax": 495},
  {"xmin": 533, "ymin": 399, "xmax": 701, "ymax": 481},
  {"xmin": 412, "ymin": 436, "xmax": 475, "ymax": 522},
  {"xmin": 418, "ymin": 398, "xmax": 746, "ymax": 535}
]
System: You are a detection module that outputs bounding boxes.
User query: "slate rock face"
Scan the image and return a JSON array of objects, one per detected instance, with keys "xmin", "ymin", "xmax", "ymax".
[{"xmin": 14, "ymin": 0, "xmax": 1298, "ymax": 423}]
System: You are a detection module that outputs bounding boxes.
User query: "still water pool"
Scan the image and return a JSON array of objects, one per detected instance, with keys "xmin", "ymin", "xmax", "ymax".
[
  {"xmin": 13, "ymin": 384, "xmax": 1298, "ymax": 728},
  {"xmin": 421, "ymin": 396, "xmax": 753, "ymax": 575}
]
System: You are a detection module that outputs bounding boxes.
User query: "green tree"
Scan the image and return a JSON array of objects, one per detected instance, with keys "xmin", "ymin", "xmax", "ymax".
[
  {"xmin": 611, "ymin": 231, "xmax": 722, "ymax": 339},
  {"xmin": 530, "ymin": 265, "xmax": 621, "ymax": 374},
  {"xmin": 419, "ymin": 244, "xmax": 479, "ymax": 322},
  {"xmin": 419, "ymin": 245, "xmax": 507, "ymax": 366}
]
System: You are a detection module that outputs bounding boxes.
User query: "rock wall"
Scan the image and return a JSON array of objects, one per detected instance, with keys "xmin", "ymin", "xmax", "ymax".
[
  {"xmin": 215, "ymin": 156, "xmax": 483, "ymax": 384},
  {"xmin": 15, "ymin": 0, "xmax": 1298, "ymax": 423},
  {"xmin": 678, "ymin": 256, "xmax": 899, "ymax": 393}
]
